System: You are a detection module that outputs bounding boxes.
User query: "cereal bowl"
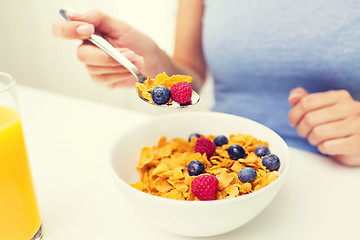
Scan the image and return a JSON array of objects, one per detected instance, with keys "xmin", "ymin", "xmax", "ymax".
[{"xmin": 110, "ymin": 111, "xmax": 291, "ymax": 237}]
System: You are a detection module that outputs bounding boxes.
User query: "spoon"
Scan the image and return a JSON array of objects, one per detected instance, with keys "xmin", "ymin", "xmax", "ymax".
[{"xmin": 59, "ymin": 8, "xmax": 200, "ymax": 108}]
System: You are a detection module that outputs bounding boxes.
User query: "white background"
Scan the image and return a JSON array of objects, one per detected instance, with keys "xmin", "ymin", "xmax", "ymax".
[{"xmin": 0, "ymin": 0, "xmax": 214, "ymax": 114}]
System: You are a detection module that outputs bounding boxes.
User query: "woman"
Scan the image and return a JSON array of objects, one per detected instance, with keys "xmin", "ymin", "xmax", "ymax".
[{"xmin": 52, "ymin": 0, "xmax": 360, "ymax": 166}]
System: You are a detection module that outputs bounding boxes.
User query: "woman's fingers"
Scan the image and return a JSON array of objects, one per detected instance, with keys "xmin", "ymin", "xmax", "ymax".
[
  {"xmin": 86, "ymin": 65, "xmax": 128, "ymax": 75},
  {"xmin": 85, "ymin": 47, "xmax": 144, "ymax": 88},
  {"xmin": 295, "ymin": 103, "xmax": 354, "ymax": 138},
  {"xmin": 68, "ymin": 10, "xmax": 131, "ymax": 38},
  {"xmin": 288, "ymin": 90, "xmax": 351, "ymax": 127},
  {"xmin": 77, "ymin": 43, "xmax": 119, "ymax": 66},
  {"xmin": 53, "ymin": 9, "xmax": 132, "ymax": 41},
  {"xmin": 77, "ymin": 44, "xmax": 144, "ymax": 67},
  {"xmin": 52, "ymin": 20, "xmax": 95, "ymax": 39},
  {"xmin": 289, "ymin": 90, "xmax": 359, "ymax": 141},
  {"xmin": 332, "ymin": 154, "xmax": 360, "ymax": 167},
  {"xmin": 76, "ymin": 41, "xmax": 145, "ymax": 88},
  {"xmin": 317, "ymin": 134, "xmax": 360, "ymax": 156},
  {"xmin": 91, "ymin": 72, "xmax": 136, "ymax": 88},
  {"xmin": 306, "ymin": 116, "xmax": 360, "ymax": 146},
  {"xmin": 318, "ymin": 135, "xmax": 360, "ymax": 167},
  {"xmin": 111, "ymin": 78, "xmax": 139, "ymax": 88}
]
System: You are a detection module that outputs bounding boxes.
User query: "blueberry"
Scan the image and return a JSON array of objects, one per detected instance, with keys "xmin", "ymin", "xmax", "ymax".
[
  {"xmin": 238, "ymin": 167, "xmax": 257, "ymax": 183},
  {"xmin": 228, "ymin": 144, "xmax": 245, "ymax": 160},
  {"xmin": 151, "ymin": 86, "xmax": 170, "ymax": 105},
  {"xmin": 187, "ymin": 160, "xmax": 205, "ymax": 176},
  {"xmin": 255, "ymin": 145, "xmax": 271, "ymax": 157},
  {"xmin": 188, "ymin": 133, "xmax": 200, "ymax": 141},
  {"xmin": 213, "ymin": 135, "xmax": 228, "ymax": 146},
  {"xmin": 262, "ymin": 154, "xmax": 280, "ymax": 170}
]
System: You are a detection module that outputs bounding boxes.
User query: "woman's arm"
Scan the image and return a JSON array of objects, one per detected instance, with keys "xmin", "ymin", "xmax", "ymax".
[
  {"xmin": 52, "ymin": 1, "xmax": 207, "ymax": 90},
  {"xmin": 172, "ymin": 0, "xmax": 207, "ymax": 92}
]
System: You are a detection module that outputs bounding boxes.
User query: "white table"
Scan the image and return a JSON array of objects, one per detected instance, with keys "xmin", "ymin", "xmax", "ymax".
[{"xmin": 18, "ymin": 85, "xmax": 360, "ymax": 240}]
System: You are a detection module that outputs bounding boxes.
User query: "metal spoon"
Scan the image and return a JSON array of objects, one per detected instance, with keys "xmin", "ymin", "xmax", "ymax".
[{"xmin": 59, "ymin": 8, "xmax": 200, "ymax": 108}]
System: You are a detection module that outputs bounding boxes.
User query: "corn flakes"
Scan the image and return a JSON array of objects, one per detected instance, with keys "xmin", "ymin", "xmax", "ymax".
[{"xmin": 130, "ymin": 133, "xmax": 279, "ymax": 201}]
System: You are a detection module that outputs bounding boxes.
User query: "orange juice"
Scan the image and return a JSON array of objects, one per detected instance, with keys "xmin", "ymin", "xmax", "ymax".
[{"xmin": 0, "ymin": 106, "xmax": 41, "ymax": 239}]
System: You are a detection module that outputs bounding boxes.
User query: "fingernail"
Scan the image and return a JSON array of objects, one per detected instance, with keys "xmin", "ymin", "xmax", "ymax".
[
  {"xmin": 76, "ymin": 24, "xmax": 94, "ymax": 36},
  {"xmin": 67, "ymin": 11, "xmax": 85, "ymax": 18},
  {"xmin": 135, "ymin": 56, "xmax": 145, "ymax": 66},
  {"xmin": 288, "ymin": 90, "xmax": 305, "ymax": 105},
  {"xmin": 135, "ymin": 55, "xmax": 144, "ymax": 61},
  {"xmin": 122, "ymin": 51, "xmax": 135, "ymax": 58},
  {"xmin": 288, "ymin": 93, "xmax": 300, "ymax": 104}
]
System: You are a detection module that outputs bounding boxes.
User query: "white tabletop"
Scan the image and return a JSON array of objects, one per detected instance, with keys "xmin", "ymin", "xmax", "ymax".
[{"xmin": 17, "ymin": 84, "xmax": 360, "ymax": 240}]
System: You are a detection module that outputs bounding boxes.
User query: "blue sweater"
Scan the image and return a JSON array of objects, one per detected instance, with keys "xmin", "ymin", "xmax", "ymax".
[{"xmin": 202, "ymin": 0, "xmax": 360, "ymax": 152}]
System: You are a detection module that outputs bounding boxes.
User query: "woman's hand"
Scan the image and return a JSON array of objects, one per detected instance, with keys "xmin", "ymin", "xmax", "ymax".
[
  {"xmin": 52, "ymin": 10, "xmax": 160, "ymax": 88},
  {"xmin": 288, "ymin": 87, "xmax": 360, "ymax": 167}
]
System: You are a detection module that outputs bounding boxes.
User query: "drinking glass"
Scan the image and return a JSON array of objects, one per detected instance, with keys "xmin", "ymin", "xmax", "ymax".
[{"xmin": 0, "ymin": 72, "xmax": 43, "ymax": 240}]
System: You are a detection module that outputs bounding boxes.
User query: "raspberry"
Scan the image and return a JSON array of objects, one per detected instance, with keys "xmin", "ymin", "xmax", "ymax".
[
  {"xmin": 170, "ymin": 82, "xmax": 192, "ymax": 104},
  {"xmin": 194, "ymin": 136, "xmax": 216, "ymax": 157},
  {"xmin": 191, "ymin": 175, "xmax": 219, "ymax": 201}
]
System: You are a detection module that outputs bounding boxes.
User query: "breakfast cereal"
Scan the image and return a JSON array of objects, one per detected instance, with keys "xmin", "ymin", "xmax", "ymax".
[{"xmin": 130, "ymin": 133, "xmax": 279, "ymax": 201}]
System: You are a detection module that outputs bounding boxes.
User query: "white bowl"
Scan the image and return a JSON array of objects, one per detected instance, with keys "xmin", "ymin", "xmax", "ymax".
[{"xmin": 110, "ymin": 111, "xmax": 291, "ymax": 237}]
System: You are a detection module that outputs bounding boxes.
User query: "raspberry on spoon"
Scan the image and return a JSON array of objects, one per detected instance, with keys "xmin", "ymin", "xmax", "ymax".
[{"xmin": 170, "ymin": 82, "xmax": 192, "ymax": 104}]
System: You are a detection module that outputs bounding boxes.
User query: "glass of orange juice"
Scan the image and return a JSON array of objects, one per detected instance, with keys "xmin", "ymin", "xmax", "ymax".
[{"xmin": 0, "ymin": 72, "xmax": 43, "ymax": 240}]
